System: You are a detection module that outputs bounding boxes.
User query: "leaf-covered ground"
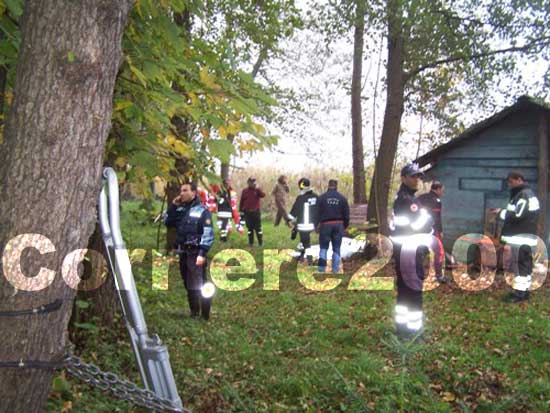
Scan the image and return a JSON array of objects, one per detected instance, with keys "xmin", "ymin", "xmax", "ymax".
[{"xmin": 48, "ymin": 201, "xmax": 550, "ymax": 412}]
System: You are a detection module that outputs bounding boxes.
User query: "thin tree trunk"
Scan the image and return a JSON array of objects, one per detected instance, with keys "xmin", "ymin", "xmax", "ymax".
[
  {"xmin": 367, "ymin": 0, "xmax": 406, "ymax": 234},
  {"xmin": 351, "ymin": 0, "xmax": 367, "ymax": 204},
  {"xmin": 0, "ymin": 2, "xmax": 132, "ymax": 412}
]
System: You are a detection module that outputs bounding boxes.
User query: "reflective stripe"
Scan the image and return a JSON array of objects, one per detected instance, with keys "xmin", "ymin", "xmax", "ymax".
[
  {"xmin": 506, "ymin": 204, "xmax": 516, "ymax": 211},
  {"xmin": 411, "ymin": 209, "xmax": 430, "ymax": 230},
  {"xmin": 297, "ymin": 224, "xmax": 315, "ymax": 231},
  {"xmin": 304, "ymin": 203, "xmax": 310, "ymax": 227},
  {"xmin": 288, "ymin": 214, "xmax": 295, "ymax": 220},
  {"xmin": 513, "ymin": 275, "xmax": 532, "ymax": 291},
  {"xmin": 528, "ymin": 196, "xmax": 540, "ymax": 211},
  {"xmin": 501, "ymin": 235, "xmax": 538, "ymax": 247},
  {"xmin": 499, "ymin": 209, "xmax": 507, "ymax": 220},
  {"xmin": 395, "ymin": 305, "xmax": 408, "ymax": 324},
  {"xmin": 407, "ymin": 311, "xmax": 423, "ymax": 331},
  {"xmin": 393, "ymin": 215, "xmax": 411, "ymax": 226},
  {"xmin": 217, "ymin": 211, "xmax": 232, "ymax": 218},
  {"xmin": 390, "ymin": 233, "xmax": 433, "ymax": 247},
  {"xmin": 515, "ymin": 198, "xmax": 527, "ymax": 217}
]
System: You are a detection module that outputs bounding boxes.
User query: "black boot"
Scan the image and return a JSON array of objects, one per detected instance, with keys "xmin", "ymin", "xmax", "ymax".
[
  {"xmin": 248, "ymin": 231, "xmax": 254, "ymax": 246},
  {"xmin": 201, "ymin": 297, "xmax": 211, "ymax": 321},
  {"xmin": 187, "ymin": 290, "xmax": 201, "ymax": 318},
  {"xmin": 257, "ymin": 232, "xmax": 263, "ymax": 246},
  {"xmin": 504, "ymin": 290, "xmax": 530, "ymax": 303},
  {"xmin": 306, "ymin": 255, "xmax": 313, "ymax": 266}
]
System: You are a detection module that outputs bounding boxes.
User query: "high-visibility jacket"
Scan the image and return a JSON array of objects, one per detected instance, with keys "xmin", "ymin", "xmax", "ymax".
[
  {"xmin": 389, "ymin": 184, "xmax": 433, "ymax": 246},
  {"xmin": 500, "ymin": 184, "xmax": 540, "ymax": 246},
  {"xmin": 217, "ymin": 187, "xmax": 240, "ymax": 225},
  {"xmin": 289, "ymin": 189, "xmax": 319, "ymax": 232}
]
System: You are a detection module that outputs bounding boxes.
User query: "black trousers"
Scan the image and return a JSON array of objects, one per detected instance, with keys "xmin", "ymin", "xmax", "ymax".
[
  {"xmin": 218, "ymin": 217, "xmax": 230, "ymax": 241},
  {"xmin": 244, "ymin": 210, "xmax": 263, "ymax": 245},
  {"xmin": 394, "ymin": 245, "xmax": 427, "ymax": 313},
  {"xmin": 178, "ymin": 251, "xmax": 211, "ymax": 319}
]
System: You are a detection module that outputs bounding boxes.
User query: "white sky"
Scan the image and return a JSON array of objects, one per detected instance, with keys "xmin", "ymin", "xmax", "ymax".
[{"xmin": 233, "ymin": 2, "xmax": 549, "ymax": 174}]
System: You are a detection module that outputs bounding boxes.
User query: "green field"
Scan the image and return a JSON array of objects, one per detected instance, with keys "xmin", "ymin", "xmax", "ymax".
[{"xmin": 47, "ymin": 201, "xmax": 550, "ymax": 413}]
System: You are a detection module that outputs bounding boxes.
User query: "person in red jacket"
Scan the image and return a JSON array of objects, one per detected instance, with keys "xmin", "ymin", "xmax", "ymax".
[{"xmin": 239, "ymin": 177, "xmax": 266, "ymax": 246}]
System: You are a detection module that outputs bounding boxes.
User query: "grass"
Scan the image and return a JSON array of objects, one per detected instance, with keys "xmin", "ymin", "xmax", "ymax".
[{"xmin": 47, "ymin": 200, "xmax": 550, "ymax": 412}]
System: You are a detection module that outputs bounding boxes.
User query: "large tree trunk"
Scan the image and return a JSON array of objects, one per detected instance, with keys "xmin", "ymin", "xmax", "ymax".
[
  {"xmin": 366, "ymin": 0, "xmax": 406, "ymax": 234},
  {"xmin": 0, "ymin": 1, "xmax": 132, "ymax": 412},
  {"xmin": 351, "ymin": 0, "xmax": 367, "ymax": 204}
]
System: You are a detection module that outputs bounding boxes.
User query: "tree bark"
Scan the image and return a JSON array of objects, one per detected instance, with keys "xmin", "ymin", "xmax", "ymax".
[
  {"xmin": 0, "ymin": 1, "xmax": 132, "ymax": 412},
  {"xmin": 366, "ymin": 0, "xmax": 406, "ymax": 234},
  {"xmin": 537, "ymin": 112, "xmax": 548, "ymax": 239},
  {"xmin": 351, "ymin": 0, "xmax": 367, "ymax": 204}
]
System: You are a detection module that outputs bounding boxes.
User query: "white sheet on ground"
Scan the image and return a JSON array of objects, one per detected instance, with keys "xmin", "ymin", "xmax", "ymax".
[{"xmin": 290, "ymin": 237, "xmax": 366, "ymax": 259}]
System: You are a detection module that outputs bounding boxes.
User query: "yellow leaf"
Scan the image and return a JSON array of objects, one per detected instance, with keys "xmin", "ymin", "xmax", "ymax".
[
  {"xmin": 218, "ymin": 126, "xmax": 227, "ymax": 139},
  {"xmin": 227, "ymin": 121, "xmax": 240, "ymax": 135},
  {"xmin": 200, "ymin": 128, "xmax": 210, "ymax": 139},
  {"xmin": 114, "ymin": 157, "xmax": 126, "ymax": 168},
  {"xmin": 114, "ymin": 100, "xmax": 133, "ymax": 111}
]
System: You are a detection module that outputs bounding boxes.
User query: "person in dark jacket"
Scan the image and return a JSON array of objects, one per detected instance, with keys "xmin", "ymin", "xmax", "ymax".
[
  {"xmin": 216, "ymin": 178, "xmax": 242, "ymax": 242},
  {"xmin": 239, "ymin": 177, "xmax": 266, "ymax": 246},
  {"xmin": 289, "ymin": 178, "xmax": 318, "ymax": 265},
  {"xmin": 165, "ymin": 183, "xmax": 215, "ymax": 320},
  {"xmin": 272, "ymin": 175, "xmax": 292, "ymax": 227},
  {"xmin": 499, "ymin": 171, "xmax": 540, "ymax": 303},
  {"xmin": 314, "ymin": 179, "xmax": 350, "ymax": 273},
  {"xmin": 418, "ymin": 181, "xmax": 446, "ymax": 282},
  {"xmin": 389, "ymin": 163, "xmax": 434, "ymax": 339}
]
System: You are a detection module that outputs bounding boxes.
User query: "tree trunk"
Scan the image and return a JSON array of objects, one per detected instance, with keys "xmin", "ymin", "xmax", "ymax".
[
  {"xmin": 0, "ymin": 1, "xmax": 132, "ymax": 412},
  {"xmin": 351, "ymin": 0, "xmax": 367, "ymax": 204},
  {"xmin": 366, "ymin": 0, "xmax": 406, "ymax": 234}
]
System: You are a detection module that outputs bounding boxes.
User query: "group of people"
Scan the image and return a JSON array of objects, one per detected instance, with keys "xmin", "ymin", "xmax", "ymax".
[
  {"xmin": 164, "ymin": 165, "xmax": 541, "ymax": 341},
  {"xmin": 390, "ymin": 164, "xmax": 540, "ymax": 339},
  {"xmin": 164, "ymin": 175, "xmax": 352, "ymax": 320}
]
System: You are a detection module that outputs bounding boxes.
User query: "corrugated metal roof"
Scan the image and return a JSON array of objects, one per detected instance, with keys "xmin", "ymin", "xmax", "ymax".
[{"xmin": 416, "ymin": 95, "xmax": 550, "ymax": 167}]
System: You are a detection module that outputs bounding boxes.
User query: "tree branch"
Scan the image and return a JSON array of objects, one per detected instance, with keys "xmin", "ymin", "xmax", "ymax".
[{"xmin": 407, "ymin": 37, "xmax": 550, "ymax": 80}]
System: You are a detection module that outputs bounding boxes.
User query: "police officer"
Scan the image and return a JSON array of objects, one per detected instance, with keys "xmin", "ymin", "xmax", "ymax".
[
  {"xmin": 216, "ymin": 178, "xmax": 242, "ymax": 242},
  {"xmin": 418, "ymin": 181, "xmax": 446, "ymax": 282},
  {"xmin": 499, "ymin": 171, "xmax": 540, "ymax": 303},
  {"xmin": 389, "ymin": 163, "xmax": 434, "ymax": 338},
  {"xmin": 289, "ymin": 178, "xmax": 319, "ymax": 265},
  {"xmin": 314, "ymin": 179, "xmax": 350, "ymax": 273},
  {"xmin": 165, "ymin": 183, "xmax": 215, "ymax": 320}
]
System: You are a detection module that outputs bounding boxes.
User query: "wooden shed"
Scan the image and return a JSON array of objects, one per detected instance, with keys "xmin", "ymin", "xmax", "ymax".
[{"xmin": 416, "ymin": 96, "xmax": 549, "ymax": 250}]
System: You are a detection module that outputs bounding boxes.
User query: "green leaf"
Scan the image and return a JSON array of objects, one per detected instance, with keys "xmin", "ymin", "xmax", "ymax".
[
  {"xmin": 74, "ymin": 322, "xmax": 97, "ymax": 331},
  {"xmin": 75, "ymin": 300, "xmax": 90, "ymax": 309},
  {"xmin": 205, "ymin": 139, "xmax": 236, "ymax": 164},
  {"xmin": 67, "ymin": 51, "xmax": 75, "ymax": 63},
  {"xmin": 5, "ymin": 0, "xmax": 23, "ymax": 17}
]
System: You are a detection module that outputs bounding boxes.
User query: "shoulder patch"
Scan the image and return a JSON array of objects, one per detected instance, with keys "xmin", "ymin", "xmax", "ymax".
[{"xmin": 205, "ymin": 218, "xmax": 212, "ymax": 225}]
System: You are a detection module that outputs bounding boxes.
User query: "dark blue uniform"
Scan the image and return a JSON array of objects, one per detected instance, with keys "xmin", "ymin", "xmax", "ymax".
[
  {"xmin": 389, "ymin": 183, "xmax": 434, "ymax": 336},
  {"xmin": 165, "ymin": 196, "xmax": 215, "ymax": 319},
  {"xmin": 315, "ymin": 189, "xmax": 350, "ymax": 273}
]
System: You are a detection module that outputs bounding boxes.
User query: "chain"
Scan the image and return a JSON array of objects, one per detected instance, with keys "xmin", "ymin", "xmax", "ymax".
[{"xmin": 64, "ymin": 355, "xmax": 191, "ymax": 413}]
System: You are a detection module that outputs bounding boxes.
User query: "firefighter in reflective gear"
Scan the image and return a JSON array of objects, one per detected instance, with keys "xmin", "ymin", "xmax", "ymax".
[
  {"xmin": 418, "ymin": 181, "xmax": 446, "ymax": 282},
  {"xmin": 389, "ymin": 163, "xmax": 435, "ymax": 338},
  {"xmin": 165, "ymin": 183, "xmax": 215, "ymax": 320},
  {"xmin": 216, "ymin": 178, "xmax": 242, "ymax": 242},
  {"xmin": 289, "ymin": 178, "xmax": 319, "ymax": 265},
  {"xmin": 499, "ymin": 171, "xmax": 540, "ymax": 303}
]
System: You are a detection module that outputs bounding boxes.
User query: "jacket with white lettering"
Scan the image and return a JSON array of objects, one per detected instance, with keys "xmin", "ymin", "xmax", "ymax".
[
  {"xmin": 315, "ymin": 189, "xmax": 350, "ymax": 228},
  {"xmin": 216, "ymin": 187, "xmax": 240, "ymax": 224},
  {"xmin": 500, "ymin": 184, "xmax": 540, "ymax": 241},
  {"xmin": 164, "ymin": 196, "xmax": 215, "ymax": 256},
  {"xmin": 289, "ymin": 189, "xmax": 319, "ymax": 232},
  {"xmin": 389, "ymin": 184, "xmax": 433, "ymax": 242}
]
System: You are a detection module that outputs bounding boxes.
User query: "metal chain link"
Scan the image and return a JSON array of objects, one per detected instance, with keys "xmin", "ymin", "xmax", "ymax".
[{"xmin": 64, "ymin": 355, "xmax": 191, "ymax": 413}]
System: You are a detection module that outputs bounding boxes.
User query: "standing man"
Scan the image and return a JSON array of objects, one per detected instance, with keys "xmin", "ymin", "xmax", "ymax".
[
  {"xmin": 240, "ymin": 177, "xmax": 266, "ymax": 246},
  {"xmin": 418, "ymin": 181, "xmax": 446, "ymax": 282},
  {"xmin": 272, "ymin": 175, "xmax": 292, "ymax": 227},
  {"xmin": 289, "ymin": 178, "xmax": 319, "ymax": 265},
  {"xmin": 165, "ymin": 183, "xmax": 215, "ymax": 320},
  {"xmin": 216, "ymin": 178, "xmax": 242, "ymax": 242},
  {"xmin": 315, "ymin": 179, "xmax": 350, "ymax": 273},
  {"xmin": 389, "ymin": 163, "xmax": 434, "ymax": 338},
  {"xmin": 499, "ymin": 171, "xmax": 540, "ymax": 303}
]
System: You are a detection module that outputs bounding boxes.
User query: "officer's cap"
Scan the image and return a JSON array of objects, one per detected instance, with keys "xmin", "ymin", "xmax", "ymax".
[{"xmin": 400, "ymin": 163, "xmax": 423, "ymax": 177}]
